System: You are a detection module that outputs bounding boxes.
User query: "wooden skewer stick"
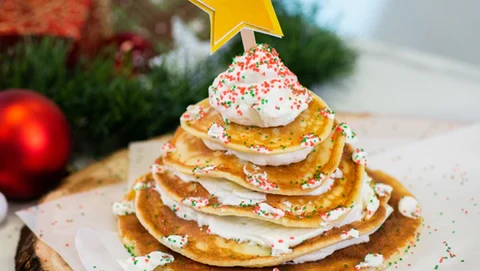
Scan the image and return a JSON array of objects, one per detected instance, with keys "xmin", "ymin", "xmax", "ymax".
[{"xmin": 241, "ymin": 29, "xmax": 257, "ymax": 51}]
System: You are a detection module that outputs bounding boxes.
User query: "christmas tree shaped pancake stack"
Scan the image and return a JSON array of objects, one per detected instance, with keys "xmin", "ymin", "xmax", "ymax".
[{"xmin": 113, "ymin": 1, "xmax": 423, "ymax": 270}]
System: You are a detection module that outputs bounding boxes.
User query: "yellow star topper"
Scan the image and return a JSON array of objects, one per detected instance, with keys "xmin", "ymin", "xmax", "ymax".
[{"xmin": 189, "ymin": 0, "xmax": 284, "ymax": 53}]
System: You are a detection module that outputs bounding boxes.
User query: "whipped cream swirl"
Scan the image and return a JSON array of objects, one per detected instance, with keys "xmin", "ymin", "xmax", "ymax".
[
  {"xmin": 112, "ymin": 201, "xmax": 135, "ymax": 216},
  {"xmin": 208, "ymin": 44, "xmax": 312, "ymax": 127},
  {"xmin": 355, "ymin": 253, "xmax": 384, "ymax": 270},
  {"xmin": 398, "ymin": 196, "xmax": 421, "ymax": 218},
  {"xmin": 121, "ymin": 251, "xmax": 174, "ymax": 271}
]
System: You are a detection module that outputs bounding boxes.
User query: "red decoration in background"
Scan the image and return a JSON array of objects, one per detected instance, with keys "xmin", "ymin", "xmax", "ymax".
[
  {"xmin": 0, "ymin": 0, "xmax": 92, "ymax": 39},
  {"xmin": 0, "ymin": 90, "xmax": 72, "ymax": 200},
  {"xmin": 105, "ymin": 32, "xmax": 154, "ymax": 73}
]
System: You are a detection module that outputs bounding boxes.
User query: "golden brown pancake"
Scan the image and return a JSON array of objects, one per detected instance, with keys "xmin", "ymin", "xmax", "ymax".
[
  {"xmin": 180, "ymin": 93, "xmax": 334, "ymax": 154},
  {"xmin": 133, "ymin": 173, "xmax": 390, "ymax": 268},
  {"xmin": 163, "ymin": 127, "xmax": 347, "ymax": 195},
  {"xmin": 154, "ymin": 148, "xmax": 364, "ymax": 228},
  {"xmin": 118, "ymin": 170, "xmax": 422, "ymax": 271}
]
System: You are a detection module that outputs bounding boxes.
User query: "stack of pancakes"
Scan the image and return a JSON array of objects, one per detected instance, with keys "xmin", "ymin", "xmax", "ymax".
[{"xmin": 114, "ymin": 44, "xmax": 422, "ymax": 271}]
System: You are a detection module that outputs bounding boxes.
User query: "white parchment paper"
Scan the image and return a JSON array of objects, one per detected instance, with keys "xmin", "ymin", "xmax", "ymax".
[
  {"xmin": 16, "ymin": 141, "xmax": 162, "ymax": 271},
  {"xmin": 16, "ymin": 184, "xmax": 126, "ymax": 270}
]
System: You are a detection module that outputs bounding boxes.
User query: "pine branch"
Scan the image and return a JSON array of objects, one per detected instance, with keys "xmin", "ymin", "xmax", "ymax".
[{"xmin": 0, "ymin": 38, "xmax": 214, "ymax": 157}]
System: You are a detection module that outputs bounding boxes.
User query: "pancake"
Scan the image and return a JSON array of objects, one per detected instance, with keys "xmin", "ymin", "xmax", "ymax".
[
  {"xmin": 154, "ymin": 147, "xmax": 364, "ymax": 228},
  {"xmin": 163, "ymin": 127, "xmax": 347, "ymax": 195},
  {"xmin": 133, "ymin": 172, "xmax": 390, "ymax": 268},
  {"xmin": 118, "ymin": 170, "xmax": 422, "ymax": 271},
  {"xmin": 180, "ymin": 92, "xmax": 334, "ymax": 155}
]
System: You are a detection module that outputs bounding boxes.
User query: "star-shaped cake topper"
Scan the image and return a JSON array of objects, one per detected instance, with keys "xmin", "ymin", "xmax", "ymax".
[{"xmin": 189, "ymin": 0, "xmax": 284, "ymax": 53}]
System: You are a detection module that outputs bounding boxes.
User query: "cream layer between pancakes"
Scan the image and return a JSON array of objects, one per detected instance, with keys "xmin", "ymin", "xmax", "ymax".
[
  {"xmin": 152, "ymin": 172, "xmax": 384, "ymax": 256},
  {"xmin": 202, "ymin": 122, "xmax": 358, "ymax": 166},
  {"xmin": 202, "ymin": 139, "xmax": 314, "ymax": 166},
  {"xmin": 167, "ymin": 165, "xmax": 336, "ymax": 204},
  {"xmin": 287, "ymin": 205, "xmax": 393, "ymax": 264}
]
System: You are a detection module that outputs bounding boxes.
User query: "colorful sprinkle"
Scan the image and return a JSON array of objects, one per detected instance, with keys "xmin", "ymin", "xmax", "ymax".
[
  {"xmin": 162, "ymin": 235, "xmax": 189, "ymax": 249},
  {"xmin": 181, "ymin": 105, "xmax": 207, "ymax": 121},
  {"xmin": 243, "ymin": 165, "xmax": 279, "ymax": 191},
  {"xmin": 301, "ymin": 133, "xmax": 321, "ymax": 148},
  {"xmin": 208, "ymin": 122, "xmax": 231, "ymax": 144},
  {"xmin": 161, "ymin": 142, "xmax": 176, "ymax": 157},
  {"xmin": 352, "ymin": 148, "xmax": 368, "ymax": 165},
  {"xmin": 182, "ymin": 197, "xmax": 209, "ymax": 209}
]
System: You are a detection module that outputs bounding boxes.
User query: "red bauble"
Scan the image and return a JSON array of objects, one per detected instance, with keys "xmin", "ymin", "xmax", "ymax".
[{"xmin": 0, "ymin": 90, "xmax": 72, "ymax": 200}]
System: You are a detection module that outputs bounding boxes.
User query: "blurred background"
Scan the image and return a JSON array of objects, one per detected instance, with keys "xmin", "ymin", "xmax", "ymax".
[
  {"xmin": 311, "ymin": 0, "xmax": 480, "ymax": 123},
  {"xmin": 314, "ymin": 0, "xmax": 480, "ymax": 66}
]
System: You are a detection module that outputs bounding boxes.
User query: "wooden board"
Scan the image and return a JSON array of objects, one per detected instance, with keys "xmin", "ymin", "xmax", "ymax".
[{"xmin": 14, "ymin": 113, "xmax": 370, "ymax": 270}]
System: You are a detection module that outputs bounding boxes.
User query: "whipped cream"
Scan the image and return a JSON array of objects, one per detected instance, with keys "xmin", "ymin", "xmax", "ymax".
[
  {"xmin": 192, "ymin": 165, "xmax": 217, "ymax": 174},
  {"xmin": 243, "ymin": 165, "xmax": 279, "ymax": 191},
  {"xmin": 352, "ymin": 148, "xmax": 368, "ymax": 165},
  {"xmin": 121, "ymin": 251, "xmax": 174, "ymax": 271},
  {"xmin": 305, "ymin": 174, "xmax": 336, "ymax": 196},
  {"xmin": 363, "ymin": 182, "xmax": 380, "ymax": 220},
  {"xmin": 374, "ymin": 183, "xmax": 393, "ymax": 197},
  {"xmin": 181, "ymin": 105, "xmax": 207, "ymax": 121},
  {"xmin": 336, "ymin": 122, "xmax": 358, "ymax": 144},
  {"xmin": 203, "ymin": 139, "xmax": 314, "ymax": 166},
  {"xmin": 331, "ymin": 168, "xmax": 344, "ymax": 179},
  {"xmin": 289, "ymin": 234, "xmax": 369, "ymax": 264},
  {"xmin": 321, "ymin": 206, "xmax": 350, "ymax": 222},
  {"xmin": 282, "ymin": 201, "xmax": 305, "ymax": 216},
  {"xmin": 366, "ymin": 196, "xmax": 380, "ymax": 220},
  {"xmin": 208, "ymin": 44, "xmax": 312, "ymax": 127},
  {"xmin": 288, "ymin": 205, "xmax": 393, "ymax": 265},
  {"xmin": 355, "ymin": 253, "xmax": 384, "ymax": 270},
  {"xmin": 207, "ymin": 122, "xmax": 230, "ymax": 144},
  {"xmin": 154, "ymin": 183, "xmax": 369, "ymax": 256},
  {"xmin": 301, "ymin": 133, "xmax": 321, "ymax": 148},
  {"xmin": 253, "ymin": 203, "xmax": 285, "ymax": 219},
  {"xmin": 162, "ymin": 235, "xmax": 188, "ymax": 249},
  {"xmin": 134, "ymin": 181, "xmax": 155, "ymax": 191},
  {"xmin": 249, "ymin": 144, "xmax": 272, "ymax": 153},
  {"xmin": 398, "ymin": 196, "xmax": 421, "ymax": 218},
  {"xmin": 302, "ymin": 168, "xmax": 342, "ymax": 190},
  {"xmin": 165, "ymin": 167, "xmax": 266, "ymax": 206},
  {"xmin": 302, "ymin": 173, "xmax": 326, "ymax": 190},
  {"xmin": 151, "ymin": 163, "xmax": 165, "ymax": 174},
  {"xmin": 340, "ymin": 228, "xmax": 360, "ymax": 240},
  {"xmin": 182, "ymin": 197, "xmax": 209, "ymax": 209},
  {"xmin": 319, "ymin": 107, "xmax": 335, "ymax": 120},
  {"xmin": 161, "ymin": 142, "xmax": 176, "ymax": 157},
  {"xmin": 112, "ymin": 201, "xmax": 135, "ymax": 216}
]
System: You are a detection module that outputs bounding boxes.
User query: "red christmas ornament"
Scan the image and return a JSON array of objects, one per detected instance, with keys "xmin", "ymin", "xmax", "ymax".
[
  {"xmin": 105, "ymin": 32, "xmax": 154, "ymax": 73},
  {"xmin": 0, "ymin": 90, "xmax": 72, "ymax": 200}
]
